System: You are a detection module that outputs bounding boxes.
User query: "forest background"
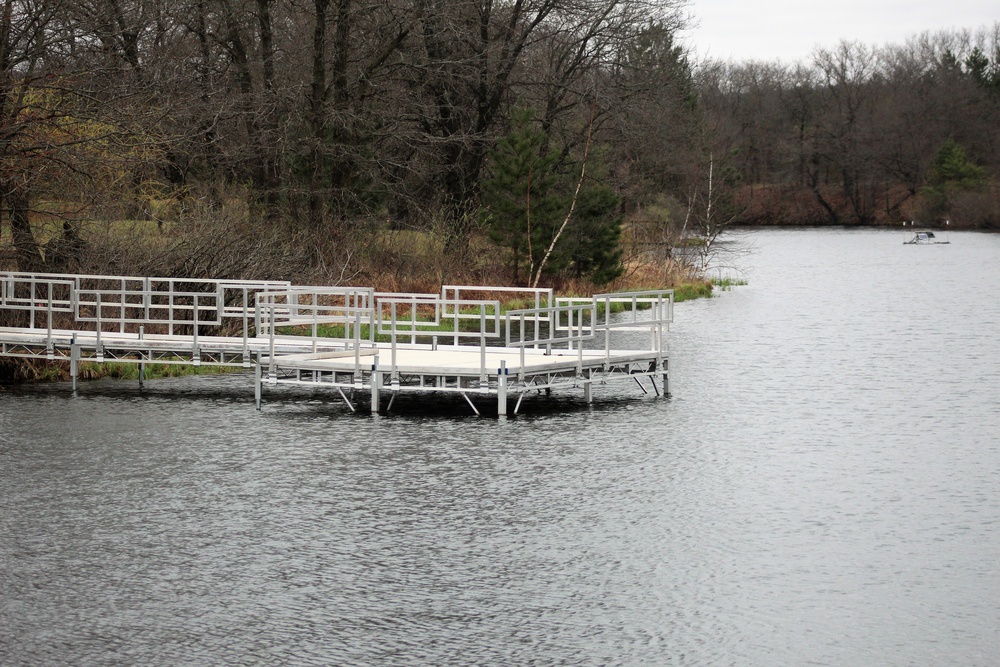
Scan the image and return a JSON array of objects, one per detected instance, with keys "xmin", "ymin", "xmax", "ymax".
[{"xmin": 1, "ymin": 0, "xmax": 998, "ymax": 290}]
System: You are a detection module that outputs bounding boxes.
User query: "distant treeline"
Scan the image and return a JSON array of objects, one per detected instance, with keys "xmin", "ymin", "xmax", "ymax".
[
  {"xmin": 1, "ymin": 3, "xmax": 997, "ymax": 287},
  {"xmin": 700, "ymin": 27, "xmax": 1000, "ymax": 229}
]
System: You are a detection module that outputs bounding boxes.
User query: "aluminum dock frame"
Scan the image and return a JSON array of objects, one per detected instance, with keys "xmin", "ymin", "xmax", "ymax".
[{"xmin": 2, "ymin": 272, "xmax": 672, "ymax": 416}]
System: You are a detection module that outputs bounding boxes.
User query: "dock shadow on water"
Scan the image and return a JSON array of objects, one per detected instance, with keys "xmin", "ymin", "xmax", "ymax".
[{"xmin": 3, "ymin": 228, "xmax": 1000, "ymax": 666}]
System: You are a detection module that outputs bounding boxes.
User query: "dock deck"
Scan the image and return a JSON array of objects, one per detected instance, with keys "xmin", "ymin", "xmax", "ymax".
[{"xmin": 1, "ymin": 271, "xmax": 672, "ymax": 415}]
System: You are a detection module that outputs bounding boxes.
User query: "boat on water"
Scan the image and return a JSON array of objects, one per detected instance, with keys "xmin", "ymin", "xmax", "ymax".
[{"xmin": 904, "ymin": 231, "xmax": 950, "ymax": 245}]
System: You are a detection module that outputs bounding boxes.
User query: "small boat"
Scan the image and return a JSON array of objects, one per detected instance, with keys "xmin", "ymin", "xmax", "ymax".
[{"xmin": 904, "ymin": 231, "xmax": 949, "ymax": 245}]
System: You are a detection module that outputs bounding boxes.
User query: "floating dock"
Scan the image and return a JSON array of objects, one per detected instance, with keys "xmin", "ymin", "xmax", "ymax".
[{"xmin": 1, "ymin": 272, "xmax": 672, "ymax": 415}]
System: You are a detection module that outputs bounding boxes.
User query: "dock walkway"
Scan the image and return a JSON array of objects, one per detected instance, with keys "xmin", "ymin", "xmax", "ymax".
[{"xmin": 1, "ymin": 271, "xmax": 672, "ymax": 415}]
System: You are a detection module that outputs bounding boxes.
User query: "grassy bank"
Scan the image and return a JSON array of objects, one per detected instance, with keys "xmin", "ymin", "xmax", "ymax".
[{"xmin": 0, "ymin": 358, "xmax": 244, "ymax": 385}]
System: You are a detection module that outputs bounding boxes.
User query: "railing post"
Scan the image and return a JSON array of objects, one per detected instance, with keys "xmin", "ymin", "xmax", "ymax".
[
  {"xmin": 46, "ymin": 282, "xmax": 54, "ymax": 359},
  {"xmin": 312, "ymin": 291, "xmax": 319, "ymax": 353},
  {"xmin": 255, "ymin": 352, "xmax": 262, "ymax": 411},
  {"xmin": 354, "ymin": 309, "xmax": 362, "ymax": 378},
  {"xmin": 390, "ymin": 301, "xmax": 398, "ymax": 380},
  {"xmin": 268, "ymin": 301, "xmax": 277, "ymax": 381},
  {"xmin": 533, "ymin": 291, "xmax": 540, "ymax": 345},
  {"xmin": 96, "ymin": 292, "xmax": 103, "ymax": 360},
  {"xmin": 545, "ymin": 307, "xmax": 552, "ymax": 355},
  {"xmin": 71, "ymin": 279, "xmax": 79, "ymax": 327},
  {"xmin": 119, "ymin": 279, "xmax": 126, "ymax": 333},
  {"xmin": 168, "ymin": 283, "xmax": 174, "ymax": 336},
  {"xmin": 410, "ymin": 295, "xmax": 417, "ymax": 345},
  {"xmin": 242, "ymin": 288, "xmax": 250, "ymax": 367},
  {"xmin": 603, "ymin": 297, "xmax": 611, "ymax": 364},
  {"xmin": 479, "ymin": 309, "xmax": 486, "ymax": 384},
  {"xmin": 192, "ymin": 294, "xmax": 200, "ymax": 364},
  {"xmin": 29, "ymin": 276, "xmax": 36, "ymax": 329}
]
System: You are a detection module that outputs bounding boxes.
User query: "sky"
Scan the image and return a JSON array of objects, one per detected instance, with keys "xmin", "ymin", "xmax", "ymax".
[{"xmin": 685, "ymin": 0, "xmax": 1000, "ymax": 63}]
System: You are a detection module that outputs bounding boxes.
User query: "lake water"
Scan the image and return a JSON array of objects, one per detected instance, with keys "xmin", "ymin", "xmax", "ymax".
[{"xmin": 2, "ymin": 228, "xmax": 999, "ymax": 666}]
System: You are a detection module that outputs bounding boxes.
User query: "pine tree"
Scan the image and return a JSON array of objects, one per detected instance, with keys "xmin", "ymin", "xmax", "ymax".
[
  {"xmin": 563, "ymin": 185, "xmax": 625, "ymax": 285},
  {"xmin": 482, "ymin": 109, "xmax": 563, "ymax": 284},
  {"xmin": 921, "ymin": 139, "xmax": 987, "ymax": 217}
]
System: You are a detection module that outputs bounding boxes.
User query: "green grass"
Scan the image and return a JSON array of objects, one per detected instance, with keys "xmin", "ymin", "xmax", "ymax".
[
  {"xmin": 672, "ymin": 281, "xmax": 715, "ymax": 301},
  {"xmin": 77, "ymin": 361, "xmax": 243, "ymax": 381},
  {"xmin": 710, "ymin": 276, "xmax": 748, "ymax": 291}
]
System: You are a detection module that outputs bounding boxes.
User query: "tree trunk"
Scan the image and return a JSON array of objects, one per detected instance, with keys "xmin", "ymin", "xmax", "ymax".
[
  {"xmin": 256, "ymin": 0, "xmax": 282, "ymax": 219},
  {"xmin": 6, "ymin": 190, "xmax": 44, "ymax": 271},
  {"xmin": 308, "ymin": 0, "xmax": 331, "ymax": 231}
]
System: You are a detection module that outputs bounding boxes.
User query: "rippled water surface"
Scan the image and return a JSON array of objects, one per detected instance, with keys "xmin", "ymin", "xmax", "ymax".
[{"xmin": 3, "ymin": 228, "xmax": 999, "ymax": 665}]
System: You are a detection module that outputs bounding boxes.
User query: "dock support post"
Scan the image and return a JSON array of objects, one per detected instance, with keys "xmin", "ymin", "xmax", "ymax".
[
  {"xmin": 498, "ymin": 360, "xmax": 508, "ymax": 416},
  {"xmin": 254, "ymin": 354, "xmax": 262, "ymax": 411},
  {"xmin": 138, "ymin": 326, "xmax": 145, "ymax": 389},
  {"xmin": 372, "ymin": 361, "xmax": 382, "ymax": 413},
  {"xmin": 70, "ymin": 336, "xmax": 79, "ymax": 393},
  {"xmin": 584, "ymin": 370, "xmax": 593, "ymax": 404}
]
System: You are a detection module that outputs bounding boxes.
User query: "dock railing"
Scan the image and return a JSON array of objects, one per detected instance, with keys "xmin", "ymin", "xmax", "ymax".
[
  {"xmin": 590, "ymin": 290, "xmax": 674, "ymax": 369},
  {"xmin": 0, "ymin": 275, "xmax": 76, "ymax": 358},
  {"xmin": 255, "ymin": 286, "xmax": 378, "ymax": 379},
  {"xmin": 2, "ymin": 271, "xmax": 291, "ymax": 360},
  {"xmin": 504, "ymin": 301, "xmax": 596, "ymax": 376},
  {"xmin": 376, "ymin": 294, "xmax": 503, "ymax": 383},
  {"xmin": 372, "ymin": 291, "xmax": 442, "ymax": 345},
  {"xmin": 442, "ymin": 285, "xmax": 553, "ymax": 347},
  {"xmin": 504, "ymin": 290, "xmax": 674, "ymax": 372},
  {"xmin": 3, "ymin": 274, "xmax": 675, "ymax": 401}
]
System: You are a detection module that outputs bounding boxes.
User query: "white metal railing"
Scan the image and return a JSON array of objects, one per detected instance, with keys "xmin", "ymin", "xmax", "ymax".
[
  {"xmin": 442, "ymin": 285, "xmax": 552, "ymax": 347},
  {"xmin": 256, "ymin": 287, "xmax": 375, "ymax": 338},
  {"xmin": 372, "ymin": 291, "xmax": 440, "ymax": 345},
  {"xmin": 256, "ymin": 287, "xmax": 378, "ymax": 379},
  {"xmin": 2, "ymin": 273, "xmax": 674, "ymax": 382},
  {"xmin": 505, "ymin": 302, "xmax": 597, "ymax": 375},
  {"xmin": 2, "ymin": 272, "xmax": 289, "ymax": 331},
  {"xmin": 0, "ymin": 275, "xmax": 76, "ymax": 358},
  {"xmin": 1, "ymin": 271, "xmax": 292, "ymax": 359},
  {"xmin": 0, "ymin": 274, "xmax": 77, "ymax": 322},
  {"xmin": 591, "ymin": 290, "xmax": 674, "ymax": 367},
  {"xmin": 504, "ymin": 290, "xmax": 674, "ymax": 372},
  {"xmin": 376, "ymin": 295, "xmax": 503, "ymax": 382}
]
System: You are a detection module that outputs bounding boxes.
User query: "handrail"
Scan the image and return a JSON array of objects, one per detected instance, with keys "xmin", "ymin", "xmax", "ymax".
[
  {"xmin": 442, "ymin": 284, "xmax": 553, "ymax": 348},
  {"xmin": 255, "ymin": 287, "xmax": 378, "ymax": 380},
  {"xmin": 1, "ymin": 271, "xmax": 293, "ymax": 358},
  {"xmin": 0, "ymin": 276, "xmax": 76, "ymax": 357},
  {"xmin": 591, "ymin": 290, "xmax": 674, "ymax": 369},
  {"xmin": 505, "ymin": 302, "xmax": 596, "ymax": 375},
  {"xmin": 1, "ymin": 273, "xmax": 674, "ymax": 388},
  {"xmin": 376, "ymin": 295, "xmax": 502, "ymax": 382}
]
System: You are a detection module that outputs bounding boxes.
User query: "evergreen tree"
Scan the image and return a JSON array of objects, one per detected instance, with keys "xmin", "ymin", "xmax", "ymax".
[
  {"xmin": 921, "ymin": 139, "xmax": 987, "ymax": 216},
  {"xmin": 561, "ymin": 185, "xmax": 625, "ymax": 285},
  {"xmin": 482, "ymin": 109, "xmax": 563, "ymax": 283},
  {"xmin": 928, "ymin": 139, "xmax": 986, "ymax": 190},
  {"xmin": 965, "ymin": 47, "xmax": 1000, "ymax": 94}
]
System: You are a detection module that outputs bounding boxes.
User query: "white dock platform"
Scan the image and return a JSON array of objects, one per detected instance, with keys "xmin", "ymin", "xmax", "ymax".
[{"xmin": 1, "ymin": 271, "xmax": 672, "ymax": 415}]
